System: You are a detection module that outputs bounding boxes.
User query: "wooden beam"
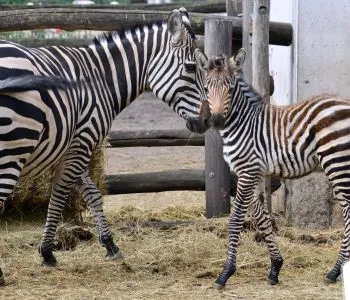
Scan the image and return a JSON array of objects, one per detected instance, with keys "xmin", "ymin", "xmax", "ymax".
[
  {"xmin": 108, "ymin": 129, "xmax": 204, "ymax": 147},
  {"xmin": 0, "ymin": 2, "xmax": 227, "ymax": 14},
  {"xmin": 242, "ymin": 0, "xmax": 253, "ymax": 84},
  {"xmin": 204, "ymin": 19, "xmax": 232, "ymax": 218},
  {"xmin": 252, "ymin": 0, "xmax": 272, "ymax": 213},
  {"xmin": 105, "ymin": 169, "xmax": 281, "ymax": 196},
  {"xmin": 0, "ymin": 8, "xmax": 292, "ymax": 46}
]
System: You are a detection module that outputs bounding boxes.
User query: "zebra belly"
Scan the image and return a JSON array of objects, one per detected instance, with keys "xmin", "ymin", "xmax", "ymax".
[{"xmin": 21, "ymin": 136, "xmax": 70, "ymax": 177}]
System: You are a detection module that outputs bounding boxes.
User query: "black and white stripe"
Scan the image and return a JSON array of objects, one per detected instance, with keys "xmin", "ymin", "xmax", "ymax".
[
  {"xmin": 0, "ymin": 7, "xmax": 207, "ymax": 281},
  {"xmin": 187, "ymin": 50, "xmax": 350, "ymax": 288}
]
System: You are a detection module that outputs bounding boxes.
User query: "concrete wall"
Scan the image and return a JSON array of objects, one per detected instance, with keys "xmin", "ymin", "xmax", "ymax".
[
  {"xmin": 295, "ymin": 0, "xmax": 350, "ymax": 101},
  {"xmin": 284, "ymin": 0, "xmax": 347, "ymax": 228}
]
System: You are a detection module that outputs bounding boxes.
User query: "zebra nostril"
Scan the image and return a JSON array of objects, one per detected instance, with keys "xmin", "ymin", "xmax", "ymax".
[{"xmin": 210, "ymin": 113, "xmax": 225, "ymax": 129}]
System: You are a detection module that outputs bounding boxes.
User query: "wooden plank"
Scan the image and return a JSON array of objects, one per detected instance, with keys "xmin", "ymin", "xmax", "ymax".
[
  {"xmin": 108, "ymin": 129, "xmax": 204, "ymax": 147},
  {"xmin": 204, "ymin": 19, "xmax": 232, "ymax": 218},
  {"xmin": 0, "ymin": 2, "xmax": 227, "ymax": 14},
  {"xmin": 0, "ymin": 8, "xmax": 292, "ymax": 46},
  {"xmin": 105, "ymin": 169, "xmax": 281, "ymax": 196},
  {"xmin": 252, "ymin": 0, "xmax": 271, "ymax": 213}
]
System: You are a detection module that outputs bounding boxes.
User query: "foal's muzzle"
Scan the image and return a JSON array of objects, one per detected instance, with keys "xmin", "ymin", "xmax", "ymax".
[
  {"xmin": 210, "ymin": 113, "xmax": 225, "ymax": 130},
  {"xmin": 186, "ymin": 117, "xmax": 210, "ymax": 134}
]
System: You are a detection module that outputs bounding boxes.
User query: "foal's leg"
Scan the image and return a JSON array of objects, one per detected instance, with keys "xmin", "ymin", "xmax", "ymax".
[
  {"xmin": 326, "ymin": 198, "xmax": 350, "ymax": 282},
  {"xmin": 75, "ymin": 171, "xmax": 123, "ymax": 260},
  {"xmin": 251, "ymin": 189, "xmax": 283, "ymax": 284},
  {"xmin": 0, "ymin": 267, "xmax": 4, "ymax": 286},
  {"xmin": 214, "ymin": 175, "xmax": 260, "ymax": 289}
]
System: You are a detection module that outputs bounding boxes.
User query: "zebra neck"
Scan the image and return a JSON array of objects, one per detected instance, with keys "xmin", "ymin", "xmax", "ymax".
[
  {"xmin": 87, "ymin": 22, "xmax": 166, "ymax": 115},
  {"xmin": 222, "ymin": 76, "xmax": 263, "ymax": 137}
]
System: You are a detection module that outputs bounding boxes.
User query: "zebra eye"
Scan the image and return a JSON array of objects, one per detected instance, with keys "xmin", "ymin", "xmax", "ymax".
[
  {"xmin": 184, "ymin": 62, "xmax": 196, "ymax": 73},
  {"xmin": 204, "ymin": 86, "xmax": 209, "ymax": 93},
  {"xmin": 229, "ymin": 86, "xmax": 234, "ymax": 93}
]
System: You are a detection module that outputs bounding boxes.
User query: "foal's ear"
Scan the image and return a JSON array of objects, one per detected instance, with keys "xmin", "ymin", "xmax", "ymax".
[
  {"xmin": 167, "ymin": 8, "xmax": 190, "ymax": 46},
  {"xmin": 228, "ymin": 48, "xmax": 246, "ymax": 74},
  {"xmin": 195, "ymin": 49, "xmax": 208, "ymax": 71}
]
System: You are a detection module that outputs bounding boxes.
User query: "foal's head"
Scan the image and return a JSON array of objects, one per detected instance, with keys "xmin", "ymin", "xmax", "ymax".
[{"xmin": 186, "ymin": 48, "xmax": 246, "ymax": 133}]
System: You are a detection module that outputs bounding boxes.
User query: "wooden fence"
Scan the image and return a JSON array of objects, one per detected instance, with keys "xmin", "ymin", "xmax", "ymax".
[{"xmin": 0, "ymin": 2, "xmax": 291, "ymax": 217}]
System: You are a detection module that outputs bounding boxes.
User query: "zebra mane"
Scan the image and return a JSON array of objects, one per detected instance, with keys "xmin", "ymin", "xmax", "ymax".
[
  {"xmin": 91, "ymin": 19, "xmax": 196, "ymax": 46},
  {"xmin": 207, "ymin": 55, "xmax": 226, "ymax": 71}
]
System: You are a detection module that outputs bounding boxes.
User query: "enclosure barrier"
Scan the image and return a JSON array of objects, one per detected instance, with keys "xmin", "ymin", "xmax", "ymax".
[
  {"xmin": 0, "ymin": 8, "xmax": 292, "ymax": 46},
  {"xmin": 105, "ymin": 168, "xmax": 281, "ymax": 196}
]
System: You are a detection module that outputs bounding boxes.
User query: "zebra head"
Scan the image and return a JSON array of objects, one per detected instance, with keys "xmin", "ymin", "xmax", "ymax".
[
  {"xmin": 147, "ymin": 8, "xmax": 208, "ymax": 120},
  {"xmin": 186, "ymin": 48, "xmax": 246, "ymax": 132}
]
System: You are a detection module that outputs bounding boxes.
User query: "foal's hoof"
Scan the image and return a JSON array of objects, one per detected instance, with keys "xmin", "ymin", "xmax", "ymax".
[
  {"xmin": 325, "ymin": 268, "xmax": 341, "ymax": 283},
  {"xmin": 39, "ymin": 246, "xmax": 57, "ymax": 266},
  {"xmin": 106, "ymin": 250, "xmax": 124, "ymax": 261},
  {"xmin": 213, "ymin": 282, "xmax": 225, "ymax": 290},
  {"xmin": 0, "ymin": 268, "xmax": 5, "ymax": 286}
]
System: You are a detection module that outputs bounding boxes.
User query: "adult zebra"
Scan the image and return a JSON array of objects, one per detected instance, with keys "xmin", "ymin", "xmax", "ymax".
[
  {"xmin": 187, "ymin": 50, "xmax": 350, "ymax": 289},
  {"xmin": 0, "ymin": 7, "xmax": 208, "ymax": 285}
]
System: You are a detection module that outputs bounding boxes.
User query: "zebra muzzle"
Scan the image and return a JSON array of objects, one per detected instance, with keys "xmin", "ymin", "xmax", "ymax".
[{"xmin": 210, "ymin": 113, "xmax": 226, "ymax": 130}]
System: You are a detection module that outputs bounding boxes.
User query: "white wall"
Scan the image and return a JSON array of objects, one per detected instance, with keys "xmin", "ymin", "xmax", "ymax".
[{"xmin": 269, "ymin": 0, "xmax": 294, "ymax": 105}]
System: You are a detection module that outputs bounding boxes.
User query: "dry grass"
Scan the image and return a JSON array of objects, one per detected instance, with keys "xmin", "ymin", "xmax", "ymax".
[{"xmin": 0, "ymin": 203, "xmax": 345, "ymax": 300}]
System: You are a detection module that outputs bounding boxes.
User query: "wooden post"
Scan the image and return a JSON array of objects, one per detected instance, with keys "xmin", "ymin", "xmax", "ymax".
[
  {"xmin": 226, "ymin": 0, "xmax": 242, "ymax": 16},
  {"xmin": 252, "ymin": 0, "xmax": 272, "ymax": 212},
  {"xmin": 204, "ymin": 19, "xmax": 232, "ymax": 218},
  {"xmin": 242, "ymin": 0, "xmax": 253, "ymax": 84}
]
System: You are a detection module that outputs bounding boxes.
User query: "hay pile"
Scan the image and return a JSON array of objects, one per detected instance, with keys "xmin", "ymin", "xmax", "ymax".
[
  {"xmin": 3, "ymin": 140, "xmax": 108, "ymax": 220},
  {"xmin": 0, "ymin": 204, "xmax": 344, "ymax": 299}
]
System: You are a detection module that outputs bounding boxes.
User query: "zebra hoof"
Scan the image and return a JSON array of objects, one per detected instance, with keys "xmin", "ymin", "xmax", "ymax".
[
  {"xmin": 0, "ymin": 268, "xmax": 5, "ymax": 286},
  {"xmin": 213, "ymin": 282, "xmax": 225, "ymax": 290},
  {"xmin": 106, "ymin": 250, "xmax": 124, "ymax": 261},
  {"xmin": 268, "ymin": 257, "xmax": 283, "ymax": 285},
  {"xmin": 268, "ymin": 277, "xmax": 279, "ymax": 285},
  {"xmin": 325, "ymin": 269, "xmax": 340, "ymax": 283},
  {"xmin": 39, "ymin": 246, "xmax": 57, "ymax": 267}
]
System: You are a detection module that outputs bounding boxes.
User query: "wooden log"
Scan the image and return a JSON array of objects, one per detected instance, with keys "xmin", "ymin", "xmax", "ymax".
[
  {"xmin": 105, "ymin": 169, "xmax": 281, "ymax": 196},
  {"xmin": 226, "ymin": 0, "xmax": 242, "ymax": 16},
  {"xmin": 108, "ymin": 129, "xmax": 204, "ymax": 147},
  {"xmin": 106, "ymin": 169, "xmax": 206, "ymax": 195},
  {"xmin": 0, "ymin": 2, "xmax": 227, "ymax": 14},
  {"xmin": 242, "ymin": 0, "xmax": 253, "ymax": 84},
  {"xmin": 0, "ymin": 8, "xmax": 292, "ymax": 46},
  {"xmin": 204, "ymin": 19, "xmax": 232, "ymax": 218},
  {"xmin": 252, "ymin": 0, "xmax": 272, "ymax": 213},
  {"xmin": 252, "ymin": 0, "xmax": 270, "ymax": 101}
]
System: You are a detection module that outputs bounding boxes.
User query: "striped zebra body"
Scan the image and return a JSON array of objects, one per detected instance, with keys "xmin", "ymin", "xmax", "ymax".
[
  {"xmin": 0, "ymin": 8, "xmax": 207, "ymax": 283},
  {"xmin": 187, "ymin": 50, "xmax": 350, "ymax": 288}
]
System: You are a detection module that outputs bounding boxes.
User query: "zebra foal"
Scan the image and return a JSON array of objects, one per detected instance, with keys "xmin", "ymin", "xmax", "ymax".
[
  {"xmin": 187, "ymin": 49, "xmax": 350, "ymax": 289},
  {"xmin": 0, "ymin": 7, "xmax": 208, "ymax": 285}
]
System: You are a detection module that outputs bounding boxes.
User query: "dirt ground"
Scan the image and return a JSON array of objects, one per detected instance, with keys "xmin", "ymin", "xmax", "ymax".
[{"xmin": 0, "ymin": 93, "xmax": 346, "ymax": 299}]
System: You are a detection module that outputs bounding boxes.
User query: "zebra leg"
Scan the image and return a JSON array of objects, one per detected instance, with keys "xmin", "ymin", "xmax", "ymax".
[
  {"xmin": 326, "ymin": 199, "xmax": 350, "ymax": 282},
  {"xmin": 252, "ymin": 191, "xmax": 283, "ymax": 285},
  {"xmin": 39, "ymin": 158, "xmax": 86, "ymax": 266},
  {"xmin": 0, "ymin": 267, "xmax": 4, "ymax": 286},
  {"xmin": 214, "ymin": 176, "xmax": 258, "ymax": 289},
  {"xmin": 76, "ymin": 172, "xmax": 123, "ymax": 260}
]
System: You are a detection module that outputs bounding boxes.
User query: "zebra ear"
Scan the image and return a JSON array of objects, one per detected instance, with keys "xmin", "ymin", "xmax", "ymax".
[
  {"xmin": 167, "ymin": 9, "xmax": 186, "ymax": 45},
  {"xmin": 195, "ymin": 49, "xmax": 208, "ymax": 71},
  {"xmin": 228, "ymin": 48, "xmax": 246, "ymax": 74}
]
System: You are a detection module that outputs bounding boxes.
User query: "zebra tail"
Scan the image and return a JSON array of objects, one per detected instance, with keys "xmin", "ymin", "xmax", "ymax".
[{"xmin": 0, "ymin": 75, "xmax": 76, "ymax": 93}]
